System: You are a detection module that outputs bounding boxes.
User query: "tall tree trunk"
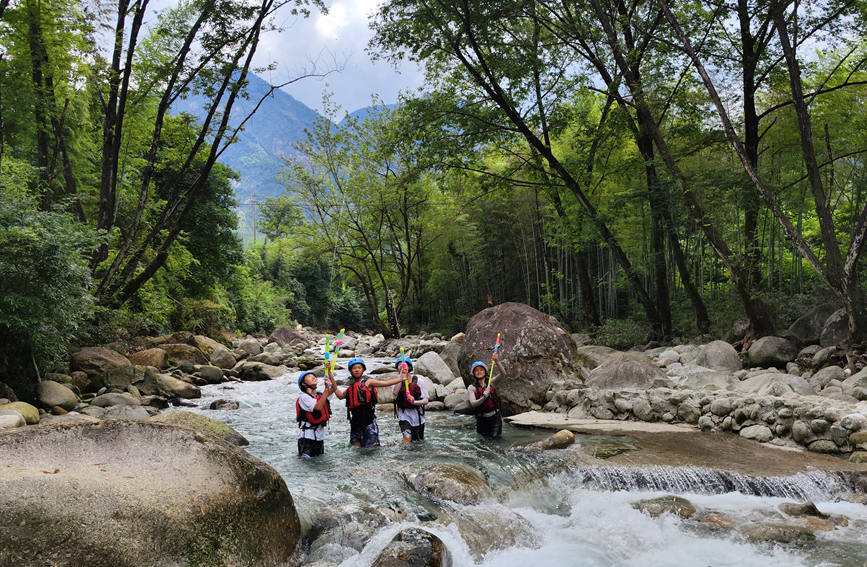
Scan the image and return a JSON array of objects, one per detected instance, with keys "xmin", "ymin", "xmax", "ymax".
[{"xmin": 26, "ymin": 0, "xmax": 51, "ymax": 207}]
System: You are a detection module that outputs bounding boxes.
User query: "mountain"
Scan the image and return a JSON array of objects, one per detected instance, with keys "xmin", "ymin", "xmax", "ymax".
[{"xmin": 171, "ymin": 73, "xmax": 322, "ymax": 204}]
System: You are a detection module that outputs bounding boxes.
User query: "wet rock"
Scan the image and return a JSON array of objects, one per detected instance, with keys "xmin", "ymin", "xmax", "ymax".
[
  {"xmin": 633, "ymin": 495, "xmax": 696, "ymax": 519},
  {"xmin": 71, "ymin": 346, "xmax": 134, "ymax": 391},
  {"xmin": 128, "ymin": 347, "xmax": 168, "ymax": 368},
  {"xmin": 458, "ymin": 303, "xmax": 586, "ymax": 415},
  {"xmin": 452, "ymin": 506, "xmax": 537, "ymax": 560},
  {"xmin": 742, "ymin": 523, "xmax": 815, "ymax": 544},
  {"xmin": 779, "ymin": 501, "xmax": 829, "ymax": 519},
  {"xmin": 739, "ymin": 424, "xmax": 773, "ymax": 443},
  {"xmin": 210, "ymin": 399, "xmax": 240, "ymax": 410},
  {"xmin": 698, "ymin": 513, "xmax": 736, "ymax": 530},
  {"xmin": 0, "ymin": 421, "xmax": 298, "ymax": 566},
  {"xmin": 372, "ymin": 528, "xmax": 450, "ymax": 567},
  {"xmin": 408, "ymin": 463, "xmax": 492, "ymax": 504},
  {"xmin": 150, "ymin": 410, "xmax": 249, "ymax": 446},
  {"xmin": 532, "ymin": 429, "xmax": 575, "ymax": 450},
  {"xmin": 804, "ymin": 517, "xmax": 836, "ymax": 531},
  {"xmin": 37, "ymin": 380, "xmax": 78, "ymax": 411},
  {"xmin": 748, "ymin": 336, "xmax": 797, "ymax": 368},
  {"xmin": 586, "ymin": 441, "xmax": 632, "ymax": 459}
]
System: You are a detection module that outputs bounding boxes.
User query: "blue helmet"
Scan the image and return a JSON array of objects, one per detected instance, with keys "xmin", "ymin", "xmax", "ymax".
[
  {"xmin": 347, "ymin": 357, "xmax": 366, "ymax": 371},
  {"xmin": 395, "ymin": 356, "xmax": 414, "ymax": 370},
  {"xmin": 297, "ymin": 371, "xmax": 315, "ymax": 389},
  {"xmin": 471, "ymin": 361, "xmax": 487, "ymax": 373}
]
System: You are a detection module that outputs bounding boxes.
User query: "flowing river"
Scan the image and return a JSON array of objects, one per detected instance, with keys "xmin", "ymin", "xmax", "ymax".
[{"xmin": 182, "ymin": 360, "xmax": 867, "ymax": 566}]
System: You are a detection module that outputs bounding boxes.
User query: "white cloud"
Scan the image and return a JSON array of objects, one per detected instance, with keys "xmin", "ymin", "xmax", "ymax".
[{"xmin": 315, "ymin": 3, "xmax": 348, "ymax": 39}]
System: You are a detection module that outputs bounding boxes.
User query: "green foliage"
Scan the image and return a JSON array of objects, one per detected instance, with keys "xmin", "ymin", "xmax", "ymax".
[
  {"xmin": 0, "ymin": 166, "xmax": 96, "ymax": 394},
  {"xmin": 593, "ymin": 318, "xmax": 652, "ymax": 350}
]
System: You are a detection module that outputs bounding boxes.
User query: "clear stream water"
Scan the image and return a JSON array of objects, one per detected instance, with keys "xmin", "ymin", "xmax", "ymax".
[{"xmin": 182, "ymin": 360, "xmax": 867, "ymax": 567}]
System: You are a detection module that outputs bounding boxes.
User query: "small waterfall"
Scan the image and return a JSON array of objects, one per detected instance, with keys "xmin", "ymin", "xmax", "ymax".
[{"xmin": 571, "ymin": 465, "xmax": 858, "ymax": 500}]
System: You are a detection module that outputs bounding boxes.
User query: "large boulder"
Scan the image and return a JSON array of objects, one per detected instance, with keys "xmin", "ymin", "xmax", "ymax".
[
  {"xmin": 150, "ymin": 410, "xmax": 249, "ymax": 446},
  {"xmin": 210, "ymin": 346, "xmax": 237, "ymax": 369},
  {"xmin": 237, "ymin": 337, "xmax": 264, "ymax": 357},
  {"xmin": 0, "ymin": 421, "xmax": 298, "ymax": 566},
  {"xmin": 407, "ymin": 463, "xmax": 492, "ymax": 505},
  {"xmin": 666, "ymin": 365, "xmax": 735, "ymax": 390},
  {"xmin": 737, "ymin": 372, "xmax": 815, "ymax": 396},
  {"xmin": 693, "ymin": 340, "xmax": 742, "ymax": 372},
  {"xmin": 458, "ymin": 303, "xmax": 585, "ymax": 415},
  {"xmin": 70, "ymin": 347, "xmax": 134, "ymax": 391},
  {"xmin": 160, "ymin": 343, "xmax": 209, "ymax": 366},
  {"xmin": 267, "ymin": 326, "xmax": 306, "ymax": 347},
  {"xmin": 588, "ymin": 352, "xmax": 672, "ymax": 390},
  {"xmin": 820, "ymin": 309, "xmax": 849, "ymax": 347},
  {"xmin": 37, "ymin": 380, "xmax": 79, "ymax": 411},
  {"xmin": 575, "ymin": 345, "xmax": 618, "ymax": 369},
  {"xmin": 788, "ymin": 304, "xmax": 838, "ymax": 346},
  {"xmin": 128, "ymin": 347, "xmax": 168, "ymax": 368},
  {"xmin": 193, "ymin": 334, "xmax": 226, "ymax": 356},
  {"xmin": 747, "ymin": 336, "xmax": 797, "ymax": 368},
  {"xmin": 0, "ymin": 401, "xmax": 39, "ymax": 424},
  {"xmin": 234, "ymin": 361, "xmax": 289, "ymax": 381},
  {"xmin": 414, "ymin": 352, "xmax": 455, "ymax": 385},
  {"xmin": 373, "ymin": 528, "xmax": 450, "ymax": 567},
  {"xmin": 438, "ymin": 341, "xmax": 462, "ymax": 377}
]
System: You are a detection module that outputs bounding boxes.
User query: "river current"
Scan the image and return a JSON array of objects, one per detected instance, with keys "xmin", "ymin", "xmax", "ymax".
[{"xmin": 183, "ymin": 360, "xmax": 867, "ymax": 566}]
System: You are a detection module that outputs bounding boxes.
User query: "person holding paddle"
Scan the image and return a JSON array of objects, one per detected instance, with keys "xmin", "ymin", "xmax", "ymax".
[
  {"xmin": 467, "ymin": 334, "xmax": 504, "ymax": 439},
  {"xmin": 392, "ymin": 354, "xmax": 429, "ymax": 443}
]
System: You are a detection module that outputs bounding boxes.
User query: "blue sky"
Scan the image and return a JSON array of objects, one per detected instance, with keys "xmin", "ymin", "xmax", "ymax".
[{"xmin": 256, "ymin": 0, "xmax": 425, "ymax": 113}]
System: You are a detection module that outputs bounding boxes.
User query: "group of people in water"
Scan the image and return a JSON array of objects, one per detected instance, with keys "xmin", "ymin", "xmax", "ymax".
[{"xmin": 295, "ymin": 351, "xmax": 504, "ymax": 458}]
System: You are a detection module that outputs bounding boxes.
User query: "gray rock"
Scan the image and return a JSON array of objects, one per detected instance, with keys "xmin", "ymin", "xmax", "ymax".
[
  {"xmin": 90, "ymin": 392, "xmax": 141, "ymax": 407},
  {"xmin": 698, "ymin": 415, "xmax": 714, "ymax": 431},
  {"xmin": 102, "ymin": 405, "xmax": 150, "ymax": 420},
  {"xmin": 150, "ymin": 410, "xmax": 249, "ymax": 446},
  {"xmin": 633, "ymin": 495, "xmax": 696, "ymax": 519},
  {"xmin": 807, "ymin": 439, "xmax": 839, "ymax": 453},
  {"xmin": 210, "ymin": 346, "xmax": 237, "ymax": 369},
  {"xmin": 209, "ymin": 399, "xmax": 240, "ymax": 410},
  {"xmin": 748, "ymin": 336, "xmax": 798, "ymax": 368},
  {"xmin": 373, "ymin": 528, "xmax": 450, "ymax": 567},
  {"xmin": 234, "ymin": 361, "xmax": 289, "ymax": 381},
  {"xmin": 709, "ymin": 398, "xmax": 732, "ymax": 416},
  {"xmin": 739, "ymin": 424, "xmax": 773, "ymax": 442},
  {"xmin": 737, "ymin": 372, "xmax": 815, "ymax": 396},
  {"xmin": 786, "ymin": 363, "xmax": 801, "ymax": 376},
  {"xmin": 840, "ymin": 413, "xmax": 867, "ymax": 431},
  {"xmin": 458, "ymin": 303, "xmax": 586, "ymax": 415},
  {"xmin": 788, "ymin": 304, "xmax": 838, "ymax": 346},
  {"xmin": 159, "ymin": 343, "xmax": 209, "ymax": 366},
  {"xmin": 0, "ymin": 421, "xmax": 298, "ymax": 566},
  {"xmin": 820, "ymin": 309, "xmax": 849, "ymax": 347},
  {"xmin": 37, "ymin": 412, "xmax": 100, "ymax": 426},
  {"xmin": 267, "ymin": 326, "xmax": 306, "ymax": 347},
  {"xmin": 71, "ymin": 347, "xmax": 134, "ymax": 392},
  {"xmin": 438, "ymin": 341, "xmax": 462, "ymax": 378},
  {"xmin": 811, "ymin": 347, "xmax": 833, "ymax": 369},
  {"xmin": 810, "ymin": 365, "xmax": 844, "ymax": 391},
  {"xmin": 426, "ymin": 401, "xmax": 445, "ymax": 411},
  {"xmin": 195, "ymin": 365, "xmax": 224, "ymax": 384},
  {"xmin": 667, "ymin": 365, "xmax": 734, "ymax": 390},
  {"xmin": 694, "ymin": 340, "xmax": 742, "ymax": 371},
  {"xmin": 575, "ymin": 345, "xmax": 618, "ymax": 369},
  {"xmin": 842, "ymin": 368, "xmax": 867, "ymax": 395},
  {"xmin": 0, "ymin": 411, "xmax": 26, "ymax": 430},
  {"xmin": 632, "ymin": 398, "xmax": 654, "ymax": 421},
  {"xmin": 589, "ymin": 353, "xmax": 672, "ymax": 391},
  {"xmin": 792, "ymin": 420, "xmax": 816, "ymax": 444},
  {"xmin": 443, "ymin": 392, "xmax": 470, "ymax": 413},
  {"xmin": 414, "ymin": 352, "xmax": 455, "ymax": 385},
  {"xmin": 408, "ymin": 463, "xmax": 492, "ymax": 504},
  {"xmin": 677, "ymin": 402, "xmax": 701, "ymax": 424},
  {"xmin": 237, "ymin": 337, "xmax": 264, "ymax": 356},
  {"xmin": 37, "ymin": 380, "xmax": 79, "ymax": 411}
]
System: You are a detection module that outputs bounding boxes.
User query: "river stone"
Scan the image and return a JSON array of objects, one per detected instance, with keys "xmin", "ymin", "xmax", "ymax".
[
  {"xmin": 748, "ymin": 336, "xmax": 798, "ymax": 368},
  {"xmin": 849, "ymin": 430, "xmax": 867, "ymax": 449},
  {"xmin": 532, "ymin": 429, "xmax": 575, "ymax": 450},
  {"xmin": 810, "ymin": 365, "xmax": 845, "ymax": 391},
  {"xmin": 372, "ymin": 528, "xmax": 450, "ymax": 567},
  {"xmin": 210, "ymin": 399, "xmax": 240, "ymax": 410},
  {"xmin": 737, "ymin": 372, "xmax": 814, "ymax": 396},
  {"xmin": 667, "ymin": 365, "xmax": 734, "ymax": 390},
  {"xmin": 414, "ymin": 352, "xmax": 455, "ymax": 385},
  {"xmin": 128, "ymin": 347, "xmax": 168, "ymax": 368},
  {"xmin": 820, "ymin": 308, "xmax": 849, "ymax": 347},
  {"xmin": 408, "ymin": 463, "xmax": 492, "ymax": 504},
  {"xmin": 850, "ymin": 451, "xmax": 867, "ymax": 463},
  {"xmin": 840, "ymin": 413, "xmax": 867, "ymax": 431},
  {"xmin": 151, "ymin": 410, "xmax": 249, "ymax": 446},
  {"xmin": 453, "ymin": 506, "xmax": 538, "ymax": 560},
  {"xmin": 693, "ymin": 340, "xmax": 742, "ymax": 371},
  {"xmin": 779, "ymin": 501, "xmax": 829, "ymax": 518},
  {"xmin": 633, "ymin": 495, "xmax": 696, "ymax": 519},
  {"xmin": 71, "ymin": 346, "xmax": 134, "ymax": 391},
  {"xmin": 788, "ymin": 304, "xmax": 838, "ymax": 346},
  {"xmin": 698, "ymin": 415, "xmax": 714, "ymax": 431},
  {"xmin": 698, "ymin": 513, "xmax": 736, "ymax": 530},
  {"xmin": 234, "ymin": 361, "xmax": 289, "ymax": 381},
  {"xmin": 677, "ymin": 402, "xmax": 701, "ymax": 424},
  {"xmin": 589, "ymin": 352, "xmax": 672, "ymax": 390},
  {"xmin": 443, "ymin": 392, "xmax": 471, "ymax": 413},
  {"xmin": 0, "ymin": 401, "xmax": 39, "ymax": 424},
  {"xmin": 37, "ymin": 380, "xmax": 78, "ymax": 411},
  {"xmin": 267, "ymin": 326, "xmax": 306, "ymax": 347},
  {"xmin": 742, "ymin": 523, "xmax": 815, "ymax": 544},
  {"xmin": 841, "ymin": 368, "xmax": 867, "ymax": 393},
  {"xmin": 807, "ymin": 439, "xmax": 839, "ymax": 453},
  {"xmin": 458, "ymin": 303, "xmax": 586, "ymax": 415},
  {"xmin": 632, "ymin": 398, "xmax": 654, "ymax": 421},
  {"xmin": 0, "ymin": 412, "xmax": 26, "ymax": 430},
  {"xmin": 159, "ymin": 343, "xmax": 209, "ymax": 366},
  {"xmin": 0, "ymin": 421, "xmax": 298, "ymax": 566},
  {"xmin": 210, "ymin": 346, "xmax": 237, "ymax": 369},
  {"xmin": 192, "ymin": 334, "xmax": 225, "ymax": 357},
  {"xmin": 90, "ymin": 392, "xmax": 141, "ymax": 407},
  {"xmin": 238, "ymin": 337, "xmax": 264, "ymax": 356},
  {"xmin": 102, "ymin": 405, "xmax": 150, "ymax": 420},
  {"xmin": 575, "ymin": 345, "xmax": 618, "ymax": 369},
  {"xmin": 709, "ymin": 398, "xmax": 732, "ymax": 416},
  {"xmin": 196, "ymin": 365, "xmax": 225, "ymax": 384},
  {"xmin": 740, "ymin": 424, "xmax": 773, "ymax": 443}
]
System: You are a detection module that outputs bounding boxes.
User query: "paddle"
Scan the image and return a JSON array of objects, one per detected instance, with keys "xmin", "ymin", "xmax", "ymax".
[
  {"xmin": 398, "ymin": 347, "xmax": 413, "ymax": 404},
  {"xmin": 486, "ymin": 333, "xmax": 501, "ymax": 389},
  {"xmin": 329, "ymin": 328, "xmax": 345, "ymax": 376}
]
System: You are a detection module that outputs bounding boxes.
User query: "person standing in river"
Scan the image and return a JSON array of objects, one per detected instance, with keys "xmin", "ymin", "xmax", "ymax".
[
  {"xmin": 333, "ymin": 358, "xmax": 403, "ymax": 448},
  {"xmin": 467, "ymin": 349, "xmax": 504, "ymax": 439},
  {"xmin": 392, "ymin": 356, "xmax": 429, "ymax": 443},
  {"xmin": 296, "ymin": 368, "xmax": 336, "ymax": 458}
]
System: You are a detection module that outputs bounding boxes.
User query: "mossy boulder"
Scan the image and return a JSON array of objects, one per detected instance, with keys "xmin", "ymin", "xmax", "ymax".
[
  {"xmin": 407, "ymin": 463, "xmax": 492, "ymax": 504},
  {"xmin": 0, "ymin": 401, "xmax": 39, "ymax": 424},
  {"xmin": 150, "ymin": 410, "xmax": 248, "ymax": 446},
  {"xmin": 0, "ymin": 421, "xmax": 298, "ymax": 566}
]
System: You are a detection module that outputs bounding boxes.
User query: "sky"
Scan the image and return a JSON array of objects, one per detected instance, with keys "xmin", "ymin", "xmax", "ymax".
[{"xmin": 256, "ymin": 0, "xmax": 426, "ymax": 114}]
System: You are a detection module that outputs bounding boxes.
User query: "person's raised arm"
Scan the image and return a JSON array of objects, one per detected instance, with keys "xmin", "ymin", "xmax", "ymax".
[
  {"xmin": 468, "ymin": 384, "xmax": 485, "ymax": 408},
  {"xmin": 488, "ymin": 351, "xmax": 505, "ymax": 389}
]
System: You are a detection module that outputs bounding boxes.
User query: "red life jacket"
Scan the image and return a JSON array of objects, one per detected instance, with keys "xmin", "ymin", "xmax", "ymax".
[
  {"xmin": 346, "ymin": 378, "xmax": 378, "ymax": 410},
  {"xmin": 296, "ymin": 393, "xmax": 331, "ymax": 429},
  {"xmin": 396, "ymin": 378, "xmax": 423, "ymax": 409},
  {"xmin": 474, "ymin": 383, "xmax": 500, "ymax": 414}
]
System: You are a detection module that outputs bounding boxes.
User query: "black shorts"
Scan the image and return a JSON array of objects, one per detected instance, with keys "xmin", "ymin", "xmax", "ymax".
[
  {"xmin": 476, "ymin": 413, "xmax": 502, "ymax": 439},
  {"xmin": 298, "ymin": 437, "xmax": 324, "ymax": 457},
  {"xmin": 398, "ymin": 420, "xmax": 425, "ymax": 441}
]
